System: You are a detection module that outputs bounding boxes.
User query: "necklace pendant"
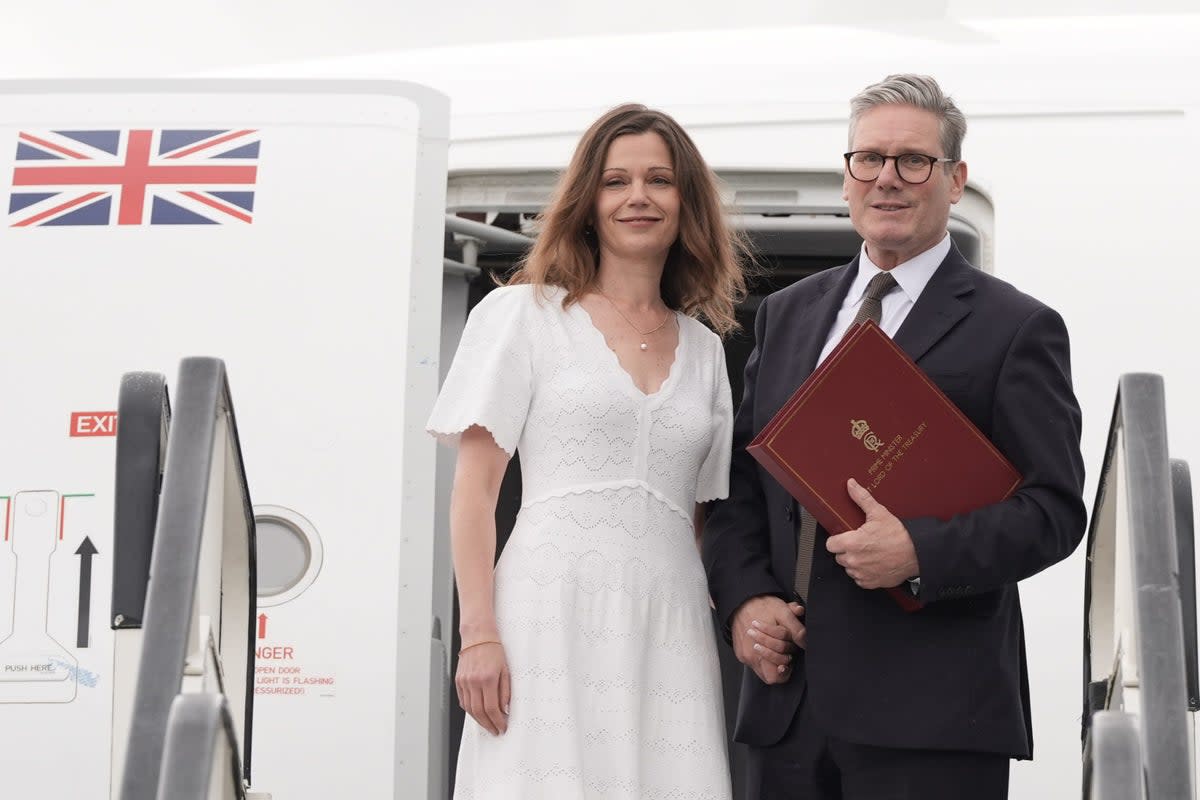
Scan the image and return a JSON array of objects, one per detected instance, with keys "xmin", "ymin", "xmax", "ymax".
[{"xmin": 639, "ymin": 341, "xmax": 648, "ymax": 351}]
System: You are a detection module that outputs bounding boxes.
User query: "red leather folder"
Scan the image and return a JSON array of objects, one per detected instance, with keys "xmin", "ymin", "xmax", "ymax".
[
  {"xmin": 747, "ymin": 321, "xmax": 1022, "ymax": 611},
  {"xmin": 755, "ymin": 322, "xmax": 873, "ymax": 444}
]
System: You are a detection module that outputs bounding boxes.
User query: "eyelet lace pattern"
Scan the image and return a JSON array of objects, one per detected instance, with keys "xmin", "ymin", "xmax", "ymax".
[{"xmin": 429, "ymin": 285, "xmax": 734, "ymax": 799}]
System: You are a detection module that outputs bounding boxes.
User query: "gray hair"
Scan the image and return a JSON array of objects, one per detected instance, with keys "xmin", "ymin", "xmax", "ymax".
[{"xmin": 849, "ymin": 74, "xmax": 966, "ymax": 162}]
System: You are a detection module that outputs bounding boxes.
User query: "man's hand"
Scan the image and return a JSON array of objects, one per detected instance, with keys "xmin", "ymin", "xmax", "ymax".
[
  {"xmin": 731, "ymin": 595, "xmax": 806, "ymax": 685},
  {"xmin": 826, "ymin": 478, "xmax": 920, "ymax": 589}
]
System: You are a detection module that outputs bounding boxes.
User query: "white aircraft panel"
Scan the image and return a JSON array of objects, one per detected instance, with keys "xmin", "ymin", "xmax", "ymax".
[{"xmin": 0, "ymin": 79, "xmax": 448, "ymax": 800}]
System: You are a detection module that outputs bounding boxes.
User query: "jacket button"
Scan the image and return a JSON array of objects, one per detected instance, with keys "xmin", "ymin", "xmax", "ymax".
[{"xmin": 784, "ymin": 506, "xmax": 793, "ymax": 522}]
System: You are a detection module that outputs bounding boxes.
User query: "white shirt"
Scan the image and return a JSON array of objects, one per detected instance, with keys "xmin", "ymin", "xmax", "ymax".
[{"xmin": 815, "ymin": 233, "xmax": 952, "ymax": 367}]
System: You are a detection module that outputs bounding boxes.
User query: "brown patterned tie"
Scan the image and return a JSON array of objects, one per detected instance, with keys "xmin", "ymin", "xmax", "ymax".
[{"xmin": 793, "ymin": 271, "xmax": 898, "ymax": 600}]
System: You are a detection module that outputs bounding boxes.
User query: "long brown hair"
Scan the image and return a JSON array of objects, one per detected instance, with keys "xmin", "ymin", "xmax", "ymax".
[{"xmin": 507, "ymin": 103, "xmax": 750, "ymax": 337}]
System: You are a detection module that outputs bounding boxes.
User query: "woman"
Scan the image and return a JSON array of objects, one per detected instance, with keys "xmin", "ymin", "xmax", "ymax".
[{"xmin": 427, "ymin": 103, "xmax": 749, "ymax": 799}]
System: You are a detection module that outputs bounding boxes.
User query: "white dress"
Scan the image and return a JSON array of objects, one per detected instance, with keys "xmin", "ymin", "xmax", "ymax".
[{"xmin": 427, "ymin": 284, "xmax": 734, "ymax": 800}]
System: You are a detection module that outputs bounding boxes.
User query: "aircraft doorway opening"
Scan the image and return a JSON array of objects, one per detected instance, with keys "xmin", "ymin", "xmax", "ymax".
[{"xmin": 438, "ymin": 170, "xmax": 989, "ymax": 799}]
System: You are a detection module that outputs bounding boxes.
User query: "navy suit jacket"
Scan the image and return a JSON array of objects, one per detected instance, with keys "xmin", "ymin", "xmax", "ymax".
[{"xmin": 703, "ymin": 243, "xmax": 1086, "ymax": 757}]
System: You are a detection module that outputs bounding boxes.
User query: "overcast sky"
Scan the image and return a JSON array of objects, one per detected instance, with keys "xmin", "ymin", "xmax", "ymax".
[{"xmin": 1, "ymin": 0, "xmax": 1196, "ymax": 79}]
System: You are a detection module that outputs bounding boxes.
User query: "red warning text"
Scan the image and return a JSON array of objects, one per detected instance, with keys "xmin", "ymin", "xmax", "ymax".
[{"xmin": 71, "ymin": 412, "xmax": 118, "ymax": 437}]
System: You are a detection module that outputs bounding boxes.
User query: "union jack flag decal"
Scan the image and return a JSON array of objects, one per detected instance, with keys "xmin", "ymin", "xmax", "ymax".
[{"xmin": 8, "ymin": 129, "xmax": 260, "ymax": 226}]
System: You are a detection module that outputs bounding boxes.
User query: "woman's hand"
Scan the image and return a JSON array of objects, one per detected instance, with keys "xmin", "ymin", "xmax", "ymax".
[
  {"xmin": 449, "ymin": 427, "xmax": 512, "ymax": 735},
  {"xmin": 456, "ymin": 640, "xmax": 511, "ymax": 735}
]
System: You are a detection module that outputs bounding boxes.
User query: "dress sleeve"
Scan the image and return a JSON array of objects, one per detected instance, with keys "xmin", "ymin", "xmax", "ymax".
[
  {"xmin": 696, "ymin": 337, "xmax": 733, "ymax": 503},
  {"xmin": 425, "ymin": 286, "xmax": 535, "ymax": 456}
]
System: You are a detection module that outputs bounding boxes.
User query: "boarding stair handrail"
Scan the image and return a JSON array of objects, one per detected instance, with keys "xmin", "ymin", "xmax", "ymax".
[
  {"xmin": 118, "ymin": 357, "xmax": 258, "ymax": 800},
  {"xmin": 157, "ymin": 694, "xmax": 247, "ymax": 800},
  {"xmin": 110, "ymin": 372, "xmax": 171, "ymax": 796},
  {"xmin": 1082, "ymin": 373, "xmax": 1196, "ymax": 798},
  {"xmin": 112, "ymin": 372, "xmax": 171, "ymax": 629}
]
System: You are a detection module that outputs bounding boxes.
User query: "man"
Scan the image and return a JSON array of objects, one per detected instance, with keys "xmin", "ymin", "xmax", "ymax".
[{"xmin": 703, "ymin": 74, "xmax": 1086, "ymax": 799}]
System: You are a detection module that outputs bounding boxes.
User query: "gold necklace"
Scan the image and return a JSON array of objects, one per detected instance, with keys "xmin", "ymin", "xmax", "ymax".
[{"xmin": 597, "ymin": 290, "xmax": 673, "ymax": 351}]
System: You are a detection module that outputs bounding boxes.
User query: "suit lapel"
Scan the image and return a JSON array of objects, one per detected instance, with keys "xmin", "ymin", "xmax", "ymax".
[
  {"xmin": 765, "ymin": 260, "xmax": 858, "ymax": 569},
  {"xmin": 796, "ymin": 262, "xmax": 856, "ymax": 377},
  {"xmin": 766, "ymin": 245, "xmax": 976, "ymax": 567},
  {"xmin": 764, "ymin": 259, "xmax": 859, "ymax": 420},
  {"xmin": 893, "ymin": 242, "xmax": 975, "ymax": 363}
]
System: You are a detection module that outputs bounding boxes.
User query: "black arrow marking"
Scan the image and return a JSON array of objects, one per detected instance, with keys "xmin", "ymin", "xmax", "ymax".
[{"xmin": 75, "ymin": 536, "xmax": 98, "ymax": 648}]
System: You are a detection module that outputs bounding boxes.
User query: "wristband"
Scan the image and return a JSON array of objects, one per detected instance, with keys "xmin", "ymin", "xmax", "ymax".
[{"xmin": 459, "ymin": 639, "xmax": 501, "ymax": 656}]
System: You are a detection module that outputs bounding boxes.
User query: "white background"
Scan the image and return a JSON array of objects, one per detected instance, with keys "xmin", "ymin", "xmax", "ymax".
[{"xmin": 1, "ymin": 3, "xmax": 1198, "ymax": 798}]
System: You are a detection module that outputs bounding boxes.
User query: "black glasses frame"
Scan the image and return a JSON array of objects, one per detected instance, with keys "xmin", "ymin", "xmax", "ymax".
[{"xmin": 843, "ymin": 151, "xmax": 957, "ymax": 185}]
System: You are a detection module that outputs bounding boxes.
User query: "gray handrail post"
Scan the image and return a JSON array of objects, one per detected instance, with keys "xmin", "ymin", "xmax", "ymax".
[
  {"xmin": 1087, "ymin": 711, "xmax": 1147, "ymax": 800},
  {"xmin": 119, "ymin": 358, "xmax": 257, "ymax": 800},
  {"xmin": 155, "ymin": 694, "xmax": 247, "ymax": 800},
  {"xmin": 1083, "ymin": 373, "xmax": 1195, "ymax": 799},
  {"xmin": 111, "ymin": 372, "xmax": 170, "ymax": 796},
  {"xmin": 112, "ymin": 372, "xmax": 171, "ymax": 628},
  {"xmin": 1172, "ymin": 459, "xmax": 1198, "ymax": 713}
]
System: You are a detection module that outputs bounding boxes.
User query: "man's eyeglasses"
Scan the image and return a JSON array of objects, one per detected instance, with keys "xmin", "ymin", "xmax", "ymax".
[{"xmin": 843, "ymin": 151, "xmax": 957, "ymax": 185}]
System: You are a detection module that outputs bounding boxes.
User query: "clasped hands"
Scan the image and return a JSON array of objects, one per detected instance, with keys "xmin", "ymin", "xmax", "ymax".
[
  {"xmin": 731, "ymin": 595, "xmax": 805, "ymax": 685},
  {"xmin": 732, "ymin": 479, "xmax": 920, "ymax": 685}
]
